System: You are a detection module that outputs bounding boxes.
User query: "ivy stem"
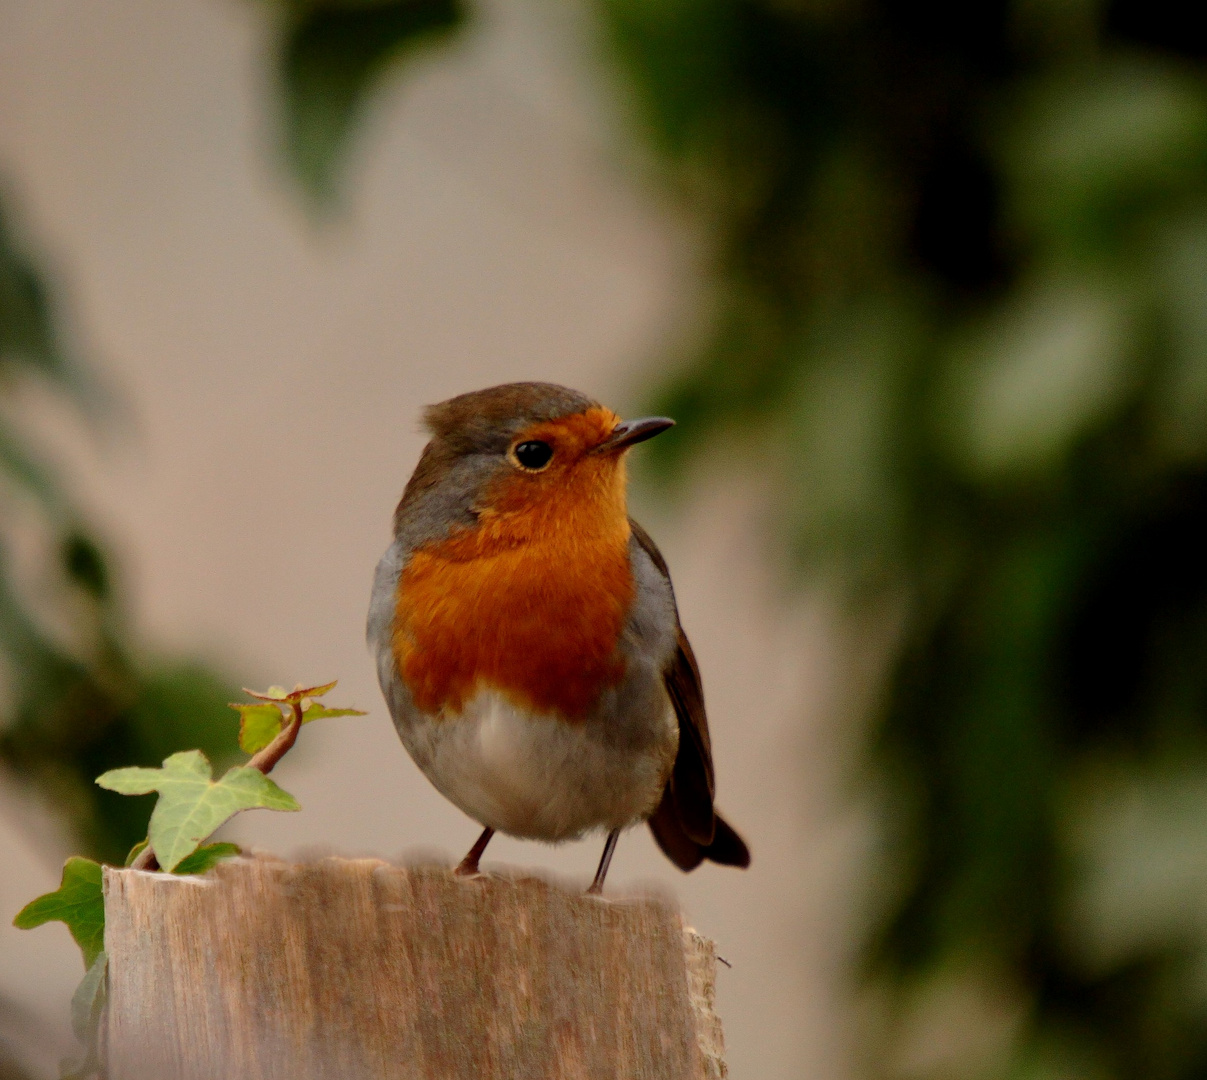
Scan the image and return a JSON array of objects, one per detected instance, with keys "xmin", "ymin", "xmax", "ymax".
[
  {"xmin": 127, "ymin": 698, "xmax": 305, "ymax": 873},
  {"xmin": 247, "ymin": 699, "xmax": 306, "ymax": 775},
  {"xmin": 129, "ymin": 842, "xmax": 158, "ymax": 872}
]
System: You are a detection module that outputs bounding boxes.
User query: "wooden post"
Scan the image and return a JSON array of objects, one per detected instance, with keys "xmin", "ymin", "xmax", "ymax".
[{"xmin": 102, "ymin": 856, "xmax": 727, "ymax": 1080}]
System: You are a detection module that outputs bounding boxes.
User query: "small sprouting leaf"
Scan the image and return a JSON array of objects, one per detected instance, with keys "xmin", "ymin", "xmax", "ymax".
[
  {"xmin": 233, "ymin": 702, "xmax": 286, "ymax": 753},
  {"xmin": 96, "ymin": 750, "xmax": 300, "ymax": 872},
  {"xmin": 173, "ymin": 842, "xmax": 241, "ymax": 876},
  {"xmin": 243, "ymin": 679, "xmax": 338, "ymax": 705},
  {"xmin": 303, "ymin": 703, "xmax": 366, "ymax": 721},
  {"xmin": 123, "ymin": 839, "xmax": 148, "ymax": 867},
  {"xmin": 13, "ymin": 857, "xmax": 105, "ymax": 968},
  {"xmin": 233, "ymin": 684, "xmax": 366, "ymax": 753},
  {"xmin": 71, "ymin": 951, "xmax": 107, "ymax": 1043},
  {"xmin": 304, "ymin": 704, "xmax": 364, "ymax": 728}
]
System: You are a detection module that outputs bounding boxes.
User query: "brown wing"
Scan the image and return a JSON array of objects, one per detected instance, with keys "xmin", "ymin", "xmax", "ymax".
[{"xmin": 630, "ymin": 519, "xmax": 750, "ymax": 872}]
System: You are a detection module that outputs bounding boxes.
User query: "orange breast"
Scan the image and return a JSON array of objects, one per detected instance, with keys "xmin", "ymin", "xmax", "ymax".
[{"xmin": 393, "ymin": 445, "xmax": 634, "ymax": 721}]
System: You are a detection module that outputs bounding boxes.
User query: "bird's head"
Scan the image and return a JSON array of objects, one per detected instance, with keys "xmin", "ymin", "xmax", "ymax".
[{"xmin": 394, "ymin": 382, "xmax": 673, "ymax": 551}]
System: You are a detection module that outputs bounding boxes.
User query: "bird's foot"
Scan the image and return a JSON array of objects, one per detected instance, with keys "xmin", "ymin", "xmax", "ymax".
[
  {"xmin": 453, "ymin": 825, "xmax": 495, "ymax": 878},
  {"xmin": 586, "ymin": 828, "xmax": 620, "ymax": 895}
]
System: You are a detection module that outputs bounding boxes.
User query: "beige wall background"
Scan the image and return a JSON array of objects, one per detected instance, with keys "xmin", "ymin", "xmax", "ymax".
[{"xmin": 0, "ymin": 1, "xmax": 867, "ymax": 1075}]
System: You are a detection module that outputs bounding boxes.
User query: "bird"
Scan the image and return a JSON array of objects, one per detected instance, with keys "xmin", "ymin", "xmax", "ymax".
[{"xmin": 367, "ymin": 382, "xmax": 750, "ymax": 892}]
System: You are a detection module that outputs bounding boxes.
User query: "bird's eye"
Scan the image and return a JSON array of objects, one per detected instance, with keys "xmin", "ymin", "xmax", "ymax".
[{"xmin": 512, "ymin": 440, "xmax": 554, "ymax": 471}]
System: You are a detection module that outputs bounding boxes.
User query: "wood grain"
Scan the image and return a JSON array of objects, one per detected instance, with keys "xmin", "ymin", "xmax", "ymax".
[{"xmin": 102, "ymin": 856, "xmax": 726, "ymax": 1080}]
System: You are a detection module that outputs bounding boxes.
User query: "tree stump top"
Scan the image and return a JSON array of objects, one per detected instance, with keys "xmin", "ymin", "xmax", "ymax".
[{"xmin": 103, "ymin": 855, "xmax": 727, "ymax": 1080}]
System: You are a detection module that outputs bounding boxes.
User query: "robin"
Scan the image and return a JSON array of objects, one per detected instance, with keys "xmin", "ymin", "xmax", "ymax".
[{"xmin": 368, "ymin": 382, "xmax": 749, "ymax": 892}]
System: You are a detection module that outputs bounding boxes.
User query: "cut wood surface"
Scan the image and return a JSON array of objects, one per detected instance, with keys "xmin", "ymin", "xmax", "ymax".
[{"xmin": 103, "ymin": 855, "xmax": 726, "ymax": 1080}]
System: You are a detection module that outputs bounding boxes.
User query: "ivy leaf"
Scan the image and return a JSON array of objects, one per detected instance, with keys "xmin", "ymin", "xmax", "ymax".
[
  {"xmin": 278, "ymin": 0, "xmax": 464, "ymax": 205},
  {"xmin": 62, "ymin": 951, "xmax": 107, "ymax": 1077},
  {"xmin": 243, "ymin": 679, "xmax": 338, "ymax": 704},
  {"xmin": 96, "ymin": 751, "xmax": 300, "ymax": 872},
  {"xmin": 70, "ymin": 951, "xmax": 107, "ymax": 1043},
  {"xmin": 232, "ymin": 686, "xmax": 366, "ymax": 753},
  {"xmin": 13, "ymin": 857, "xmax": 105, "ymax": 968},
  {"xmin": 301, "ymin": 703, "xmax": 366, "ymax": 721},
  {"xmin": 232, "ymin": 702, "xmax": 286, "ymax": 754},
  {"xmin": 173, "ymin": 842, "xmax": 242, "ymax": 876}
]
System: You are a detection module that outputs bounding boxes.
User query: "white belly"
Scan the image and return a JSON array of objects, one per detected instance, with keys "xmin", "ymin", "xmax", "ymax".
[{"xmin": 400, "ymin": 688, "xmax": 677, "ymax": 842}]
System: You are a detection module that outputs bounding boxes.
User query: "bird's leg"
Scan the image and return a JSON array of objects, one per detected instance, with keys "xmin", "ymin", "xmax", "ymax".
[
  {"xmin": 454, "ymin": 826, "xmax": 495, "ymax": 877},
  {"xmin": 587, "ymin": 829, "xmax": 621, "ymax": 895}
]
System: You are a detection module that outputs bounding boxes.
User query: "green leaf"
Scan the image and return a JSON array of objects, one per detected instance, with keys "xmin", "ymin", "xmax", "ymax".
[
  {"xmin": 244, "ymin": 679, "xmax": 338, "ymax": 704},
  {"xmin": 0, "ymin": 194, "xmax": 72, "ymax": 385},
  {"xmin": 61, "ymin": 954, "xmax": 106, "ymax": 1079},
  {"xmin": 70, "ymin": 951, "xmax": 107, "ymax": 1043},
  {"xmin": 233, "ymin": 694, "xmax": 366, "ymax": 753},
  {"xmin": 173, "ymin": 842, "xmax": 242, "ymax": 876},
  {"xmin": 13, "ymin": 857, "xmax": 105, "ymax": 969},
  {"xmin": 302, "ymin": 703, "xmax": 366, "ymax": 721},
  {"xmin": 233, "ymin": 702, "xmax": 286, "ymax": 754},
  {"xmin": 96, "ymin": 751, "xmax": 300, "ymax": 872},
  {"xmin": 279, "ymin": 0, "xmax": 464, "ymax": 205}
]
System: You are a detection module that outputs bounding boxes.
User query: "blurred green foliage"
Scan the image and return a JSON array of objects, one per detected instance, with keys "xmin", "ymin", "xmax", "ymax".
[
  {"xmin": 268, "ymin": 0, "xmax": 1207, "ymax": 1074},
  {"xmin": 592, "ymin": 1, "xmax": 1207, "ymax": 1076},
  {"xmin": 0, "ymin": 192, "xmax": 238, "ymax": 866},
  {"xmin": 270, "ymin": 0, "xmax": 465, "ymax": 204}
]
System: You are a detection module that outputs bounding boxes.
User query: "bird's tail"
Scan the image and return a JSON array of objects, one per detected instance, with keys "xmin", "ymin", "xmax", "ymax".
[{"xmin": 648, "ymin": 793, "xmax": 751, "ymax": 871}]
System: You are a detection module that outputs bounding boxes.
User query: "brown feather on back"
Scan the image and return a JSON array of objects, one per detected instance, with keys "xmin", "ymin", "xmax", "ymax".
[{"xmin": 629, "ymin": 519, "xmax": 750, "ymax": 871}]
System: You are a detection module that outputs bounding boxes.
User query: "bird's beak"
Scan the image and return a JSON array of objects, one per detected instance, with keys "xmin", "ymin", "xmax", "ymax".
[{"xmin": 593, "ymin": 416, "xmax": 675, "ymax": 454}]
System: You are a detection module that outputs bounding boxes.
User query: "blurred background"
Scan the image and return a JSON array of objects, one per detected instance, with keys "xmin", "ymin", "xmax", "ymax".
[{"xmin": 4, "ymin": 0, "xmax": 1207, "ymax": 1077}]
